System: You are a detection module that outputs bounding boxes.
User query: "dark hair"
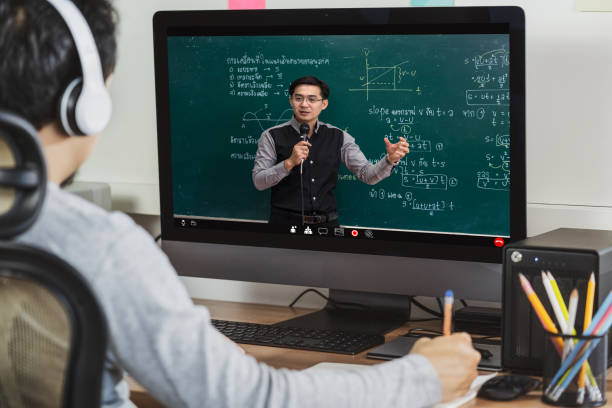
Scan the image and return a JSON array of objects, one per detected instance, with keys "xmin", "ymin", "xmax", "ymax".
[
  {"xmin": 289, "ymin": 76, "xmax": 330, "ymax": 100},
  {"xmin": 0, "ymin": 0, "xmax": 118, "ymax": 130}
]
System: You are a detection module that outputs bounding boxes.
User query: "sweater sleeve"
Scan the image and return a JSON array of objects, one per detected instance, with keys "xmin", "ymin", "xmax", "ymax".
[{"xmin": 94, "ymin": 223, "xmax": 441, "ymax": 408}]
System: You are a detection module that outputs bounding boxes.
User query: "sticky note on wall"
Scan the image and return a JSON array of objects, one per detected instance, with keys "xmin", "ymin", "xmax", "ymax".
[
  {"xmin": 411, "ymin": 0, "xmax": 454, "ymax": 5},
  {"xmin": 228, "ymin": 0, "xmax": 265, "ymax": 9}
]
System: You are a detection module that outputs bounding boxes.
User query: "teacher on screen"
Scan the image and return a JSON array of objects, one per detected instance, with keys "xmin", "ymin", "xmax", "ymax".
[{"xmin": 252, "ymin": 76, "xmax": 410, "ymax": 228}]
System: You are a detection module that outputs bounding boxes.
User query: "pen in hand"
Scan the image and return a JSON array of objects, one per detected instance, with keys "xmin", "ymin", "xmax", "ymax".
[{"xmin": 443, "ymin": 290, "xmax": 454, "ymax": 336}]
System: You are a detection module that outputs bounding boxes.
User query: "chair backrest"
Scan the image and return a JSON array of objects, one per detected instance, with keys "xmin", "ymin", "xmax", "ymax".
[
  {"xmin": 0, "ymin": 110, "xmax": 108, "ymax": 408},
  {"xmin": 0, "ymin": 273, "xmax": 71, "ymax": 407}
]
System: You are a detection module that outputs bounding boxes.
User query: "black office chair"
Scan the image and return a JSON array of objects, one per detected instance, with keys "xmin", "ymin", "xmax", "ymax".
[{"xmin": 0, "ymin": 110, "xmax": 108, "ymax": 408}]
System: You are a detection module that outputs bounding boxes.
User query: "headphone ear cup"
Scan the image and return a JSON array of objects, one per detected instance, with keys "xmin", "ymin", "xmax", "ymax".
[
  {"xmin": 58, "ymin": 77, "xmax": 85, "ymax": 136},
  {"xmin": 0, "ymin": 110, "xmax": 47, "ymax": 239}
]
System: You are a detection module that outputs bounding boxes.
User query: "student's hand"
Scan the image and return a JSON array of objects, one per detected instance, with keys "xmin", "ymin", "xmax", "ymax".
[
  {"xmin": 284, "ymin": 140, "xmax": 312, "ymax": 171},
  {"xmin": 410, "ymin": 332, "xmax": 480, "ymax": 402},
  {"xmin": 384, "ymin": 136, "xmax": 410, "ymax": 164}
]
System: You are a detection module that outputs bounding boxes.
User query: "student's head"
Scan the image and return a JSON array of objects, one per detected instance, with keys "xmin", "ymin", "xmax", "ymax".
[
  {"xmin": 0, "ymin": 0, "xmax": 118, "ymax": 183},
  {"xmin": 289, "ymin": 76, "xmax": 329, "ymax": 125}
]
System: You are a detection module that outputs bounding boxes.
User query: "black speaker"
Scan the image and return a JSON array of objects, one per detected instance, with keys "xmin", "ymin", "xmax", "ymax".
[{"xmin": 502, "ymin": 228, "xmax": 612, "ymax": 374}]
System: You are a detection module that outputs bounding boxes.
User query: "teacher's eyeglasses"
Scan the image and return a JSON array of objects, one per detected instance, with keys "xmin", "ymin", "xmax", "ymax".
[{"xmin": 292, "ymin": 95, "xmax": 324, "ymax": 104}]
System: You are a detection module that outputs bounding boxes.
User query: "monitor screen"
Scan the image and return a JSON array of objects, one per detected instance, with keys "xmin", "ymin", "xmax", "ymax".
[{"xmin": 154, "ymin": 7, "xmax": 525, "ymax": 301}]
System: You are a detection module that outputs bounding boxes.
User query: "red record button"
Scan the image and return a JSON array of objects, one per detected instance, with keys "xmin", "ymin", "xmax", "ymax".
[{"xmin": 494, "ymin": 237, "xmax": 505, "ymax": 247}]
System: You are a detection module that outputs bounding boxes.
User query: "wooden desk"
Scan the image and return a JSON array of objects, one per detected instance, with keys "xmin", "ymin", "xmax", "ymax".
[{"xmin": 129, "ymin": 299, "xmax": 612, "ymax": 407}]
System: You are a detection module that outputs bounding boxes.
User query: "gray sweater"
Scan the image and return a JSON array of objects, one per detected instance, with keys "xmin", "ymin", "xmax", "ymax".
[{"xmin": 16, "ymin": 183, "xmax": 441, "ymax": 408}]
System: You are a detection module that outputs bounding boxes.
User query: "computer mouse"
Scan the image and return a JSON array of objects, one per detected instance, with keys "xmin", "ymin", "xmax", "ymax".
[
  {"xmin": 477, "ymin": 375, "xmax": 541, "ymax": 401},
  {"xmin": 474, "ymin": 346, "xmax": 493, "ymax": 360}
]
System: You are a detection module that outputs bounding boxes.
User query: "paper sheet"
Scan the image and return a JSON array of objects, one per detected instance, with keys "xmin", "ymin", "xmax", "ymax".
[
  {"xmin": 435, "ymin": 372, "xmax": 497, "ymax": 408},
  {"xmin": 307, "ymin": 362, "xmax": 497, "ymax": 408}
]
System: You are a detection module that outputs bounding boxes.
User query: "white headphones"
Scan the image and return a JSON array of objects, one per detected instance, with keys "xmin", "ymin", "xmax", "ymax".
[{"xmin": 45, "ymin": 0, "xmax": 112, "ymax": 136}]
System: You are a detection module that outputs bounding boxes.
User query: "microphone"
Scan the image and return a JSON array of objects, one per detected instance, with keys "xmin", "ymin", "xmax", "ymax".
[
  {"xmin": 299, "ymin": 123, "xmax": 310, "ymax": 141},
  {"xmin": 299, "ymin": 123, "xmax": 309, "ymax": 174}
]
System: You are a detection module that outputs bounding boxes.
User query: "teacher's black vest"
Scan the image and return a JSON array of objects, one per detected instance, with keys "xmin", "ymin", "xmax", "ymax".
[{"xmin": 270, "ymin": 122, "xmax": 344, "ymax": 214}]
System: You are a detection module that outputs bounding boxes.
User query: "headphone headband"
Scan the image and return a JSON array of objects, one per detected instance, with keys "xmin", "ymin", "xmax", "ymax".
[{"xmin": 46, "ymin": 0, "xmax": 112, "ymax": 135}]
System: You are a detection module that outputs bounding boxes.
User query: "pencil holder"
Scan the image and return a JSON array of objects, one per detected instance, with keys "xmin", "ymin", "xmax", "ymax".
[{"xmin": 542, "ymin": 331, "xmax": 607, "ymax": 407}]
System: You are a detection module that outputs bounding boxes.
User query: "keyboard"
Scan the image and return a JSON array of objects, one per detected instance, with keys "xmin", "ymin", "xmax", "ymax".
[{"xmin": 212, "ymin": 319, "xmax": 385, "ymax": 355}]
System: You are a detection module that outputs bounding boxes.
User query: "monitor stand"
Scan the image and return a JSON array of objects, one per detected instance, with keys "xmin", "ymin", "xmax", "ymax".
[{"xmin": 273, "ymin": 289, "xmax": 412, "ymax": 335}]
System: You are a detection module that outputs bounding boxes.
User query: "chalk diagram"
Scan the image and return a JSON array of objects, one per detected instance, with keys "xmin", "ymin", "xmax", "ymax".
[
  {"xmin": 348, "ymin": 49, "xmax": 421, "ymax": 101},
  {"xmin": 477, "ymin": 149, "xmax": 510, "ymax": 191},
  {"xmin": 241, "ymin": 105, "xmax": 294, "ymax": 131}
]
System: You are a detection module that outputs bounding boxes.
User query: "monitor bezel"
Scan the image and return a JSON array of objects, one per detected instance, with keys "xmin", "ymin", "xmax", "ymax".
[{"xmin": 153, "ymin": 6, "xmax": 526, "ymax": 264}]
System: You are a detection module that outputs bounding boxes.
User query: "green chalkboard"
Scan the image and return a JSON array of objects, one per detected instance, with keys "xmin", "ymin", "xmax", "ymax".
[{"xmin": 168, "ymin": 34, "xmax": 511, "ymax": 236}]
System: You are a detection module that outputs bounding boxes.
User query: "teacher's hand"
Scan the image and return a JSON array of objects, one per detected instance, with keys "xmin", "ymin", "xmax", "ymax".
[
  {"xmin": 284, "ymin": 140, "xmax": 311, "ymax": 171},
  {"xmin": 384, "ymin": 136, "xmax": 410, "ymax": 164}
]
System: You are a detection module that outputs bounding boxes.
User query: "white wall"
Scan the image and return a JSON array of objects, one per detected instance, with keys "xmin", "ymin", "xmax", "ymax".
[{"xmin": 78, "ymin": 0, "xmax": 612, "ymax": 308}]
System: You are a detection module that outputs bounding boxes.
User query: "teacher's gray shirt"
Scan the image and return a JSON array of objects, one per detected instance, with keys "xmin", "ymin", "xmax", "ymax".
[
  {"xmin": 253, "ymin": 117, "xmax": 394, "ymax": 191},
  {"xmin": 16, "ymin": 183, "xmax": 441, "ymax": 408}
]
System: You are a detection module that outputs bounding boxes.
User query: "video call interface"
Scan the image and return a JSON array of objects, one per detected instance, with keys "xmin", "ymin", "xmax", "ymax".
[{"xmin": 166, "ymin": 31, "xmax": 512, "ymax": 245}]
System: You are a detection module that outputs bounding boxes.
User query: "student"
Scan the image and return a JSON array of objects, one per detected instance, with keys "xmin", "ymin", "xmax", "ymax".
[
  {"xmin": 1, "ymin": 1, "xmax": 480, "ymax": 407},
  {"xmin": 252, "ymin": 76, "xmax": 410, "ymax": 227}
]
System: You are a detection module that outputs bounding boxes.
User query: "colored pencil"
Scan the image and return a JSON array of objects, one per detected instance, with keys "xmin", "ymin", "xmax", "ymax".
[
  {"xmin": 548, "ymin": 299, "xmax": 612, "ymax": 401},
  {"xmin": 548, "ymin": 271, "xmax": 570, "ymax": 322},
  {"xmin": 546, "ymin": 290, "xmax": 612, "ymax": 398},
  {"xmin": 519, "ymin": 273, "xmax": 599, "ymax": 398},
  {"xmin": 518, "ymin": 273, "xmax": 563, "ymax": 353},
  {"xmin": 542, "ymin": 271, "xmax": 568, "ymax": 336},
  {"xmin": 577, "ymin": 273, "xmax": 596, "ymax": 404},
  {"xmin": 544, "ymin": 271, "xmax": 599, "ymax": 395},
  {"xmin": 562, "ymin": 289, "xmax": 578, "ymax": 361}
]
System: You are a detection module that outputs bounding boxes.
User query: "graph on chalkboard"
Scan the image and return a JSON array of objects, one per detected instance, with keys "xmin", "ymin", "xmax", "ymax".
[{"xmin": 168, "ymin": 33, "xmax": 510, "ymax": 237}]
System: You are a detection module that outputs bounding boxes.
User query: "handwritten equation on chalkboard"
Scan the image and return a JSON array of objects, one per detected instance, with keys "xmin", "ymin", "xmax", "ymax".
[
  {"xmin": 168, "ymin": 34, "xmax": 511, "ymax": 235},
  {"xmin": 223, "ymin": 43, "xmax": 509, "ymax": 221}
]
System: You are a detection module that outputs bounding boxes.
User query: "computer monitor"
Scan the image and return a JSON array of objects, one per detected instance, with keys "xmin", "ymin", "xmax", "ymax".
[{"xmin": 153, "ymin": 6, "xmax": 526, "ymax": 333}]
